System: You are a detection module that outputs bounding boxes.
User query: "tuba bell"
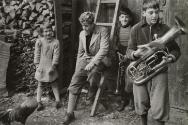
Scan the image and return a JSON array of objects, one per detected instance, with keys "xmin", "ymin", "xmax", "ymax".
[{"xmin": 127, "ymin": 16, "xmax": 186, "ymax": 85}]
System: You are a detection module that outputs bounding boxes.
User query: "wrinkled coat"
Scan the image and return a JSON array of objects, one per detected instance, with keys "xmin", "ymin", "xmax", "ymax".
[
  {"xmin": 126, "ymin": 18, "xmax": 181, "ymax": 121},
  {"xmin": 75, "ymin": 25, "xmax": 110, "ymax": 70},
  {"xmin": 127, "ymin": 19, "xmax": 181, "ymax": 61}
]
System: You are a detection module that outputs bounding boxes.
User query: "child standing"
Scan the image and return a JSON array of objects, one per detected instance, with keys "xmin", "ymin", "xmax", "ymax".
[
  {"xmin": 127, "ymin": 0, "xmax": 181, "ymax": 125},
  {"xmin": 115, "ymin": 7, "xmax": 134, "ymax": 111},
  {"xmin": 34, "ymin": 23, "xmax": 61, "ymax": 111}
]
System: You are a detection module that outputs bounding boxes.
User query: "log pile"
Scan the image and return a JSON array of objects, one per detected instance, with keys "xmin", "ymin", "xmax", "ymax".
[{"xmin": 0, "ymin": 0, "xmax": 55, "ymax": 93}]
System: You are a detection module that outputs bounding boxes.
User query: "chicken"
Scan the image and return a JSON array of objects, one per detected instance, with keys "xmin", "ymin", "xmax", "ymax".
[{"xmin": 0, "ymin": 98, "xmax": 38, "ymax": 125}]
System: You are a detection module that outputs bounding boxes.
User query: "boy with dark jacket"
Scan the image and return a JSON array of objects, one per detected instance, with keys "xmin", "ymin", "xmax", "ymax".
[{"xmin": 126, "ymin": 0, "xmax": 181, "ymax": 125}]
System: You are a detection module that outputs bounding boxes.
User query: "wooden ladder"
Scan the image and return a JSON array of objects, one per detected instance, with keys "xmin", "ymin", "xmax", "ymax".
[{"xmin": 90, "ymin": 0, "xmax": 120, "ymax": 117}]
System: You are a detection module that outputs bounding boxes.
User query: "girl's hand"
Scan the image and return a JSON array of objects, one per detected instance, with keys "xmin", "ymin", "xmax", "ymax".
[
  {"xmin": 36, "ymin": 64, "xmax": 39, "ymax": 69},
  {"xmin": 49, "ymin": 65, "xmax": 56, "ymax": 74}
]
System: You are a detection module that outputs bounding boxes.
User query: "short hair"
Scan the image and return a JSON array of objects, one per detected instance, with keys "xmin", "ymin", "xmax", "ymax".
[
  {"xmin": 119, "ymin": 7, "xmax": 132, "ymax": 17},
  {"xmin": 142, "ymin": 0, "xmax": 160, "ymax": 11},
  {"xmin": 79, "ymin": 11, "xmax": 95, "ymax": 25},
  {"xmin": 119, "ymin": 7, "xmax": 134, "ymax": 26},
  {"xmin": 41, "ymin": 22, "xmax": 53, "ymax": 30}
]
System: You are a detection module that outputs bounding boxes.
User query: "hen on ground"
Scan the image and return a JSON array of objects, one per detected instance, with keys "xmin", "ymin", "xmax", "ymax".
[{"xmin": 0, "ymin": 98, "xmax": 38, "ymax": 125}]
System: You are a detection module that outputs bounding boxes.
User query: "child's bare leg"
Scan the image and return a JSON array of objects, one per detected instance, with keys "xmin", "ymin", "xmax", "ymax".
[
  {"xmin": 37, "ymin": 82, "xmax": 43, "ymax": 102},
  {"xmin": 51, "ymin": 80, "xmax": 60, "ymax": 102},
  {"xmin": 36, "ymin": 82, "xmax": 45, "ymax": 111}
]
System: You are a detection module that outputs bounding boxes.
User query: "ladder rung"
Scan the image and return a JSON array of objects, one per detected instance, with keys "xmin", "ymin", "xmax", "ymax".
[
  {"xmin": 101, "ymin": 0, "xmax": 117, "ymax": 4},
  {"xmin": 96, "ymin": 23, "xmax": 113, "ymax": 26}
]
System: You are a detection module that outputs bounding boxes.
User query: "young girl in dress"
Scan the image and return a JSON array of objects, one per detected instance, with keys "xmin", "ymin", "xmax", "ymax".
[{"xmin": 34, "ymin": 22, "xmax": 61, "ymax": 111}]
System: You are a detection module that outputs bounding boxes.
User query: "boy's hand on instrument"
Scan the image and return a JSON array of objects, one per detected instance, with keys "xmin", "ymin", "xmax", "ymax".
[
  {"xmin": 138, "ymin": 39, "xmax": 165, "ymax": 51},
  {"xmin": 162, "ymin": 56, "xmax": 173, "ymax": 63},
  {"xmin": 133, "ymin": 47, "xmax": 147, "ymax": 58},
  {"xmin": 149, "ymin": 39, "xmax": 165, "ymax": 49},
  {"xmin": 164, "ymin": 53, "xmax": 176, "ymax": 63}
]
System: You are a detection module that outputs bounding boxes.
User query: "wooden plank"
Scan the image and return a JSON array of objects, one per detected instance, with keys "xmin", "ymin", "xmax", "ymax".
[
  {"xmin": 94, "ymin": 0, "xmax": 101, "ymax": 23},
  {"xmin": 0, "ymin": 40, "xmax": 11, "ymax": 97},
  {"xmin": 127, "ymin": 0, "xmax": 143, "ymax": 22},
  {"xmin": 157, "ymin": 0, "xmax": 188, "ymax": 124},
  {"xmin": 110, "ymin": 0, "xmax": 120, "ymax": 45},
  {"xmin": 90, "ymin": 74, "xmax": 105, "ymax": 117},
  {"xmin": 165, "ymin": 0, "xmax": 188, "ymax": 111},
  {"xmin": 101, "ymin": 0, "xmax": 117, "ymax": 3},
  {"xmin": 90, "ymin": 0, "xmax": 120, "ymax": 117},
  {"xmin": 95, "ymin": 22, "xmax": 113, "ymax": 26},
  {"xmin": 90, "ymin": 0, "xmax": 120, "ymax": 116}
]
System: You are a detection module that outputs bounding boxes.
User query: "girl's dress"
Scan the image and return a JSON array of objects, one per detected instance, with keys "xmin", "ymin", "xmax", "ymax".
[{"xmin": 34, "ymin": 37, "xmax": 60, "ymax": 82}]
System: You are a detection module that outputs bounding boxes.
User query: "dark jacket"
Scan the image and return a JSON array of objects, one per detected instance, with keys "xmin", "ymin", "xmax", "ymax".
[{"xmin": 127, "ymin": 18, "xmax": 181, "ymax": 62}]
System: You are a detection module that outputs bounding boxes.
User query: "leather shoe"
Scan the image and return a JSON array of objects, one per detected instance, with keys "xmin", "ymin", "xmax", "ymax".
[
  {"xmin": 54, "ymin": 101, "xmax": 61, "ymax": 109},
  {"xmin": 63, "ymin": 112, "xmax": 75, "ymax": 125},
  {"xmin": 100, "ymin": 99, "xmax": 109, "ymax": 110},
  {"xmin": 36, "ymin": 102, "xmax": 45, "ymax": 111},
  {"xmin": 117, "ymin": 100, "xmax": 129, "ymax": 112}
]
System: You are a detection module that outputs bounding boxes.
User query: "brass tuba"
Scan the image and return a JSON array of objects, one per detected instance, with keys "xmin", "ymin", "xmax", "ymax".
[{"xmin": 127, "ymin": 16, "xmax": 186, "ymax": 85}]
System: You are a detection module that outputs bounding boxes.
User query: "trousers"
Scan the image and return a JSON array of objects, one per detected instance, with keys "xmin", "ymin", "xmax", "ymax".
[{"xmin": 68, "ymin": 58, "xmax": 106, "ymax": 98}]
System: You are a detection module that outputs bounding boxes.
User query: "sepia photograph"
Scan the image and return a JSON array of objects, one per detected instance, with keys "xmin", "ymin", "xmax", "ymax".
[{"xmin": 0, "ymin": 0, "xmax": 187, "ymax": 125}]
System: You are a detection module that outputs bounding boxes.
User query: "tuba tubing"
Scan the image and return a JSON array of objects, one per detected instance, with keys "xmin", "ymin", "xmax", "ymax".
[
  {"xmin": 127, "ymin": 16, "xmax": 186, "ymax": 85},
  {"xmin": 139, "ymin": 16, "xmax": 186, "ymax": 49}
]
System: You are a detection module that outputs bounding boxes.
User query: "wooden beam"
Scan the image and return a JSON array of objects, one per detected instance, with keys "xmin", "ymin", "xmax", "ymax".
[
  {"xmin": 101, "ymin": 0, "xmax": 117, "ymax": 3},
  {"xmin": 90, "ymin": 74, "xmax": 105, "ymax": 117},
  {"xmin": 95, "ymin": 23, "xmax": 113, "ymax": 26}
]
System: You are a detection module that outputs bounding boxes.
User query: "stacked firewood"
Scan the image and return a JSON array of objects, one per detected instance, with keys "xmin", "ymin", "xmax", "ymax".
[{"xmin": 0, "ymin": 0, "xmax": 55, "ymax": 93}]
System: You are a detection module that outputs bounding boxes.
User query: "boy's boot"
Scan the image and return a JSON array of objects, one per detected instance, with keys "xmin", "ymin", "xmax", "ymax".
[
  {"xmin": 126, "ymin": 93, "xmax": 135, "ymax": 111},
  {"xmin": 63, "ymin": 112, "xmax": 75, "ymax": 125},
  {"xmin": 117, "ymin": 95, "xmax": 129, "ymax": 111},
  {"xmin": 141, "ymin": 114, "xmax": 147, "ymax": 125},
  {"xmin": 63, "ymin": 93, "xmax": 77, "ymax": 125},
  {"xmin": 54, "ymin": 101, "xmax": 61, "ymax": 109},
  {"xmin": 36, "ymin": 102, "xmax": 45, "ymax": 111},
  {"xmin": 117, "ymin": 100, "xmax": 128, "ymax": 111},
  {"xmin": 155, "ymin": 121, "xmax": 165, "ymax": 125},
  {"xmin": 152, "ymin": 119, "xmax": 165, "ymax": 125}
]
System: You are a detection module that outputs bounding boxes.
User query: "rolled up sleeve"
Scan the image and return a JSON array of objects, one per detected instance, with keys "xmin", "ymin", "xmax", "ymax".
[
  {"xmin": 126, "ymin": 26, "xmax": 138, "ymax": 60},
  {"xmin": 34, "ymin": 39, "xmax": 42, "ymax": 64},
  {"xmin": 52, "ymin": 40, "xmax": 60, "ymax": 65},
  {"xmin": 165, "ymin": 41, "xmax": 181, "ymax": 62}
]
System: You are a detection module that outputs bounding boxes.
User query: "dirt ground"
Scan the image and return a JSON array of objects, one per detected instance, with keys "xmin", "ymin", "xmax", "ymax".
[{"xmin": 0, "ymin": 93, "xmax": 140, "ymax": 125}]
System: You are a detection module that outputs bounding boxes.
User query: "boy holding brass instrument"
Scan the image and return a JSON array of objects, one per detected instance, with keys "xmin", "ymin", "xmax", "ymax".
[{"xmin": 126, "ymin": 0, "xmax": 181, "ymax": 125}]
